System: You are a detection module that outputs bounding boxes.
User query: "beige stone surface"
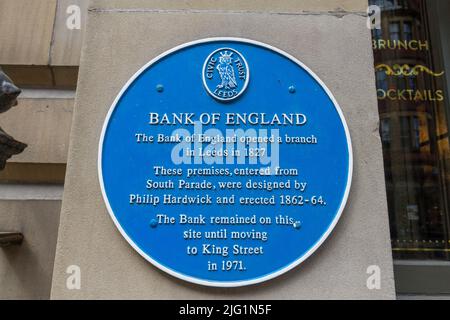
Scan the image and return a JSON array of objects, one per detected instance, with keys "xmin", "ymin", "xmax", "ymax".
[
  {"xmin": 51, "ymin": 0, "xmax": 88, "ymax": 66},
  {"xmin": 1, "ymin": 97, "xmax": 74, "ymax": 164},
  {"xmin": 90, "ymin": 0, "xmax": 368, "ymax": 12},
  {"xmin": 0, "ymin": 0, "xmax": 57, "ymax": 65},
  {"xmin": 0, "ymin": 200, "xmax": 61, "ymax": 299},
  {"xmin": 51, "ymin": 6, "xmax": 395, "ymax": 299}
]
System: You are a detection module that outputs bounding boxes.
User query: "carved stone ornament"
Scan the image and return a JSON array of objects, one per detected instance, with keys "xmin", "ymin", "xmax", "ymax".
[{"xmin": 0, "ymin": 69, "xmax": 27, "ymax": 170}]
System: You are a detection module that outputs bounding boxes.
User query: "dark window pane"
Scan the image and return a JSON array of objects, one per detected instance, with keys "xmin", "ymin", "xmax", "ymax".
[
  {"xmin": 403, "ymin": 21, "xmax": 413, "ymax": 41},
  {"xmin": 370, "ymin": 0, "xmax": 450, "ymax": 260},
  {"xmin": 389, "ymin": 22, "xmax": 401, "ymax": 40}
]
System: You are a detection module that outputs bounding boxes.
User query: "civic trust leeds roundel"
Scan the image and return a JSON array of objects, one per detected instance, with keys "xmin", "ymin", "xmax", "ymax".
[{"xmin": 98, "ymin": 38, "xmax": 353, "ymax": 287}]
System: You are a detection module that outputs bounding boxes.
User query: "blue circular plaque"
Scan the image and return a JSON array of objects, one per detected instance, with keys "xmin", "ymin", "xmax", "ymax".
[{"xmin": 99, "ymin": 38, "xmax": 352, "ymax": 287}]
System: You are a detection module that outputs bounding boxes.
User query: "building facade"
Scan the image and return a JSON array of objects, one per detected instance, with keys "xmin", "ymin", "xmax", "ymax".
[{"xmin": 0, "ymin": 0, "xmax": 449, "ymax": 299}]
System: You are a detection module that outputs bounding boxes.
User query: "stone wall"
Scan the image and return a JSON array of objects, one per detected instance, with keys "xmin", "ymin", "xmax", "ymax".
[{"xmin": 49, "ymin": 0, "xmax": 396, "ymax": 299}]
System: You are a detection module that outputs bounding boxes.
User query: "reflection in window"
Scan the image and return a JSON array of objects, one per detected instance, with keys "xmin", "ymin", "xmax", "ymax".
[
  {"xmin": 370, "ymin": 0, "xmax": 450, "ymax": 260},
  {"xmin": 397, "ymin": 75, "xmax": 407, "ymax": 90},
  {"xmin": 408, "ymin": 75, "xmax": 417, "ymax": 91},
  {"xmin": 376, "ymin": 0, "xmax": 409, "ymax": 10},
  {"xmin": 376, "ymin": 70, "xmax": 388, "ymax": 91},
  {"xmin": 399, "ymin": 116, "xmax": 420, "ymax": 151},
  {"xmin": 412, "ymin": 117, "xmax": 420, "ymax": 150},
  {"xmin": 389, "ymin": 22, "xmax": 401, "ymax": 41},
  {"xmin": 381, "ymin": 118, "xmax": 391, "ymax": 146},
  {"xmin": 372, "ymin": 28, "xmax": 383, "ymax": 41},
  {"xmin": 395, "ymin": 71, "xmax": 417, "ymax": 91},
  {"xmin": 403, "ymin": 21, "xmax": 413, "ymax": 41}
]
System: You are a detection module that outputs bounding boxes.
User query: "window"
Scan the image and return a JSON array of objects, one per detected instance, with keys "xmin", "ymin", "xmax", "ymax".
[
  {"xmin": 382, "ymin": 0, "xmax": 409, "ymax": 10},
  {"xmin": 400, "ymin": 116, "xmax": 421, "ymax": 151},
  {"xmin": 403, "ymin": 21, "xmax": 413, "ymax": 41},
  {"xmin": 370, "ymin": 0, "xmax": 450, "ymax": 294},
  {"xmin": 412, "ymin": 117, "xmax": 420, "ymax": 150},
  {"xmin": 376, "ymin": 70, "xmax": 388, "ymax": 91},
  {"xmin": 397, "ymin": 75, "xmax": 407, "ymax": 90},
  {"xmin": 380, "ymin": 118, "xmax": 391, "ymax": 145},
  {"xmin": 372, "ymin": 28, "xmax": 383, "ymax": 41},
  {"xmin": 389, "ymin": 22, "xmax": 401, "ymax": 41},
  {"xmin": 408, "ymin": 75, "xmax": 417, "ymax": 91},
  {"xmin": 395, "ymin": 71, "xmax": 416, "ymax": 91},
  {"xmin": 388, "ymin": 21, "xmax": 414, "ymax": 42}
]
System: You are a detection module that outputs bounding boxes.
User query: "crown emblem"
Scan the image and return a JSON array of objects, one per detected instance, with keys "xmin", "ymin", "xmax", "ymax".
[{"xmin": 219, "ymin": 51, "xmax": 233, "ymax": 58}]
